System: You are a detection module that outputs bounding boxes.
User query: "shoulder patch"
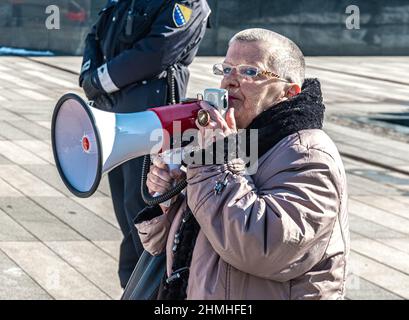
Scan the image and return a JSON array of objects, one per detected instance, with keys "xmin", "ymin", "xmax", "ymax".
[{"xmin": 172, "ymin": 3, "xmax": 192, "ymax": 28}]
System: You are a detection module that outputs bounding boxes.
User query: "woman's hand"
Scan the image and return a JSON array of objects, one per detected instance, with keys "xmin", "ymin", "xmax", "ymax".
[
  {"xmin": 146, "ymin": 155, "xmax": 185, "ymax": 195},
  {"xmin": 195, "ymin": 101, "xmax": 237, "ymax": 149}
]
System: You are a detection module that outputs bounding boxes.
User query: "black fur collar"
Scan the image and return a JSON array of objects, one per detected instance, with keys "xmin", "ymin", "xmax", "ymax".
[{"xmin": 248, "ymin": 78, "xmax": 325, "ymax": 158}]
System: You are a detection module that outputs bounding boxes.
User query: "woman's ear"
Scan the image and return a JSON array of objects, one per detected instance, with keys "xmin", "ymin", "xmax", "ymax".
[{"xmin": 286, "ymin": 84, "xmax": 301, "ymax": 98}]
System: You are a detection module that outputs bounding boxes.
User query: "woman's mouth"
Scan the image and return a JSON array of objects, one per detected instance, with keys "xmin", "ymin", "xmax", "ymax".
[{"xmin": 228, "ymin": 96, "xmax": 239, "ymax": 103}]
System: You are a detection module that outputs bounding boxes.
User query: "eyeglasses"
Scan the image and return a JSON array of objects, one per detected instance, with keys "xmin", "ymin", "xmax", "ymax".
[{"xmin": 213, "ymin": 63, "xmax": 289, "ymax": 82}]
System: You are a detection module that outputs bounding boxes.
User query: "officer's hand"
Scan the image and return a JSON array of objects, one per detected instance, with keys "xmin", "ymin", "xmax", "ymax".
[
  {"xmin": 93, "ymin": 94, "xmax": 115, "ymax": 111},
  {"xmin": 146, "ymin": 156, "xmax": 185, "ymax": 195},
  {"xmin": 81, "ymin": 70, "xmax": 105, "ymax": 101}
]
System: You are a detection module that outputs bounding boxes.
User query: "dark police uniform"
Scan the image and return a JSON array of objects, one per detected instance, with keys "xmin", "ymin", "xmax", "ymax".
[{"xmin": 79, "ymin": 0, "xmax": 211, "ymax": 288}]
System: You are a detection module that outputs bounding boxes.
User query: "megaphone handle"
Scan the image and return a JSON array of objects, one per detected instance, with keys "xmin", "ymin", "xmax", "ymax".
[
  {"xmin": 141, "ymin": 155, "xmax": 187, "ymax": 207},
  {"xmin": 153, "ymin": 191, "xmax": 172, "ymax": 208}
]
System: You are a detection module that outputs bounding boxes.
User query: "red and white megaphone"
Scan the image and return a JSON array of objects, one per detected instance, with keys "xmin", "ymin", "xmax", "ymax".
[{"xmin": 51, "ymin": 93, "xmax": 202, "ymax": 198}]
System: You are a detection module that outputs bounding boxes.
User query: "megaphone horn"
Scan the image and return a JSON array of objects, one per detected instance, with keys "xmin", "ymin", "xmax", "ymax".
[{"xmin": 51, "ymin": 93, "xmax": 201, "ymax": 198}]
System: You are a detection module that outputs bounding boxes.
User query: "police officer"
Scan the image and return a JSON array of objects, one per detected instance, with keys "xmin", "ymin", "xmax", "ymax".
[{"xmin": 79, "ymin": 0, "xmax": 211, "ymax": 289}]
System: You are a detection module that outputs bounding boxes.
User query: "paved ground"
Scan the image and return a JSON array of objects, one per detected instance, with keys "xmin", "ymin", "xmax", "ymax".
[{"xmin": 0, "ymin": 56, "xmax": 408, "ymax": 299}]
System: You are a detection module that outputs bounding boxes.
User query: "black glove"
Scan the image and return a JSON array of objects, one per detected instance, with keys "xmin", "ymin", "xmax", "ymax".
[
  {"xmin": 81, "ymin": 70, "xmax": 105, "ymax": 101},
  {"xmin": 93, "ymin": 94, "xmax": 115, "ymax": 111}
]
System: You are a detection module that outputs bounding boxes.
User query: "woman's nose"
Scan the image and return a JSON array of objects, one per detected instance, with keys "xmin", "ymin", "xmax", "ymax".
[
  {"xmin": 221, "ymin": 70, "xmax": 240, "ymax": 88},
  {"xmin": 227, "ymin": 66, "xmax": 240, "ymax": 78}
]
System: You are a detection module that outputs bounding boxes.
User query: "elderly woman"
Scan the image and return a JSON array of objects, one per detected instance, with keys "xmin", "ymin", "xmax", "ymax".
[{"xmin": 135, "ymin": 28, "xmax": 350, "ymax": 300}]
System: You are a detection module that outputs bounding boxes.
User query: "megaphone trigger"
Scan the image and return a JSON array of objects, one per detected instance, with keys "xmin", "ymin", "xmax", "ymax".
[{"xmin": 197, "ymin": 109, "xmax": 211, "ymax": 127}]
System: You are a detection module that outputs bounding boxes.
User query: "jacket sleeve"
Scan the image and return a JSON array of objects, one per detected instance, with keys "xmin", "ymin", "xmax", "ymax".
[
  {"xmin": 135, "ymin": 195, "xmax": 184, "ymax": 256},
  {"xmin": 186, "ymin": 146, "xmax": 342, "ymax": 282},
  {"xmin": 79, "ymin": 24, "xmax": 103, "ymax": 86},
  {"xmin": 102, "ymin": 0, "xmax": 210, "ymax": 90}
]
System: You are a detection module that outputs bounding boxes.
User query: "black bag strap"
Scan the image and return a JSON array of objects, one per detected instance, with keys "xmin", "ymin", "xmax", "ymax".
[{"xmin": 121, "ymin": 250, "xmax": 166, "ymax": 300}]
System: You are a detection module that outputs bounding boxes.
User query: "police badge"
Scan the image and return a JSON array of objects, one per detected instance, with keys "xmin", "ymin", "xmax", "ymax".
[{"xmin": 172, "ymin": 3, "xmax": 192, "ymax": 28}]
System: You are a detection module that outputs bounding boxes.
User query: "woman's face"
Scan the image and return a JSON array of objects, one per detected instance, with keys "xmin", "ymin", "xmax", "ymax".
[{"xmin": 220, "ymin": 40, "xmax": 288, "ymax": 128}]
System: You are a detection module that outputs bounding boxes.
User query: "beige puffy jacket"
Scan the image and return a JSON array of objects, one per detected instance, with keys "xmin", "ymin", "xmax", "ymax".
[{"xmin": 136, "ymin": 129, "xmax": 350, "ymax": 300}]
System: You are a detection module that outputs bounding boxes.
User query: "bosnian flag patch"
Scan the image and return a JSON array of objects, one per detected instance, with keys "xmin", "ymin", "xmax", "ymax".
[{"xmin": 172, "ymin": 3, "xmax": 192, "ymax": 28}]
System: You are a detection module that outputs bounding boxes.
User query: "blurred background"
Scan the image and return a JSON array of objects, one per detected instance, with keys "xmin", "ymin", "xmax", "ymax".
[{"xmin": 0, "ymin": 0, "xmax": 409, "ymax": 55}]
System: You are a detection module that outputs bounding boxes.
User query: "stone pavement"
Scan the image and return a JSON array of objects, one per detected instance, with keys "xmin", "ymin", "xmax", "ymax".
[{"xmin": 0, "ymin": 56, "xmax": 408, "ymax": 299}]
